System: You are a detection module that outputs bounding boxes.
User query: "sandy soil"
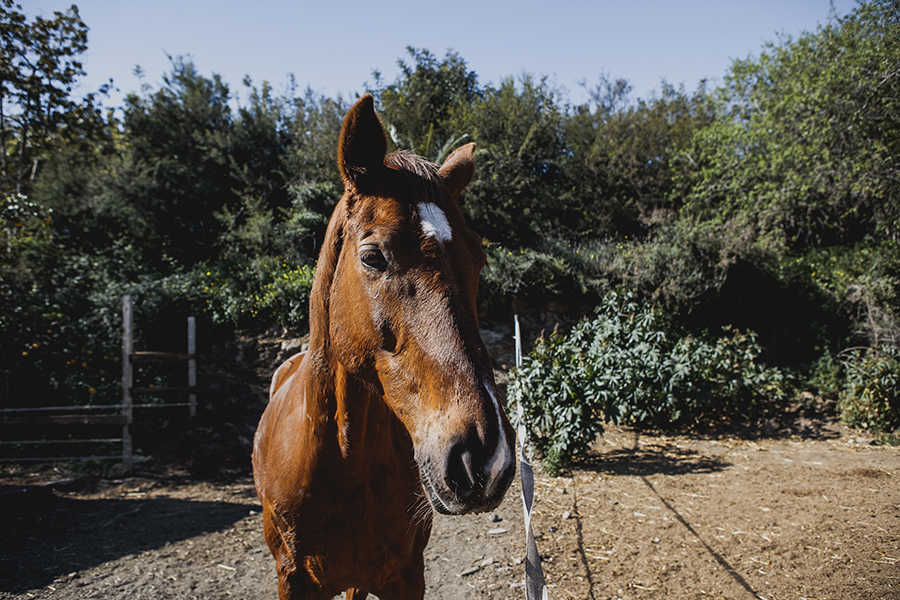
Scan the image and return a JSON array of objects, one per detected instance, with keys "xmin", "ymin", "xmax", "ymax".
[
  {"xmin": 2, "ymin": 426, "xmax": 897, "ymax": 600},
  {"xmin": 2, "ymin": 323, "xmax": 898, "ymax": 599}
]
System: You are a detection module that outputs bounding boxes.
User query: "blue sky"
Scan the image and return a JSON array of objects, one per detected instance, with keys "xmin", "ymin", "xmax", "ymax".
[{"xmin": 29, "ymin": 0, "xmax": 858, "ymax": 109}]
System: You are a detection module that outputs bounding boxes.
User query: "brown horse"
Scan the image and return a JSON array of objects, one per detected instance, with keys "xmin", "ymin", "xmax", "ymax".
[{"xmin": 252, "ymin": 95, "xmax": 516, "ymax": 600}]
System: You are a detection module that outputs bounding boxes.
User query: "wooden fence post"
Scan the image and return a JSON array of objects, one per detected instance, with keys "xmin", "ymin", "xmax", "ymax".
[
  {"xmin": 188, "ymin": 316, "xmax": 197, "ymax": 418},
  {"xmin": 121, "ymin": 295, "xmax": 134, "ymax": 470}
]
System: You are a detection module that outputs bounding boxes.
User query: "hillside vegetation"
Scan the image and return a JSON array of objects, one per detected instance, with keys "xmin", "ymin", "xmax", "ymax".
[{"xmin": 2, "ymin": 1, "xmax": 898, "ymax": 461}]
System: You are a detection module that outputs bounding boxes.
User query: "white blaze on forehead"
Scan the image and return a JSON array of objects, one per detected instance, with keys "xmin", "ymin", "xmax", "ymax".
[{"xmin": 417, "ymin": 202, "xmax": 452, "ymax": 243}]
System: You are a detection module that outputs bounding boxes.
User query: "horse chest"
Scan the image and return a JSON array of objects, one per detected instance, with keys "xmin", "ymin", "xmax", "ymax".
[
  {"xmin": 288, "ymin": 469, "xmax": 430, "ymax": 592},
  {"xmin": 298, "ymin": 461, "xmax": 424, "ymax": 535}
]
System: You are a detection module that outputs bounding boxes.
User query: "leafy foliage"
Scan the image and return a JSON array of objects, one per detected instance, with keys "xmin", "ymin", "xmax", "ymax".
[
  {"xmin": 1, "ymin": 1, "xmax": 898, "ymax": 445},
  {"xmin": 565, "ymin": 78, "xmax": 718, "ymax": 238},
  {"xmin": 449, "ymin": 75, "xmax": 570, "ymax": 248},
  {"xmin": 839, "ymin": 346, "xmax": 900, "ymax": 434},
  {"xmin": 675, "ymin": 0, "xmax": 900, "ymax": 248},
  {"xmin": 0, "ymin": 1, "xmax": 95, "ymax": 195},
  {"xmin": 510, "ymin": 291, "xmax": 786, "ymax": 472},
  {"xmin": 199, "ymin": 258, "xmax": 315, "ymax": 328},
  {"xmin": 370, "ymin": 47, "xmax": 479, "ymax": 159}
]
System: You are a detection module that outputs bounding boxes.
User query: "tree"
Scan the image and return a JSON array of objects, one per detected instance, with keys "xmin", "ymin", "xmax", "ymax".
[
  {"xmin": 115, "ymin": 57, "xmax": 239, "ymax": 266},
  {"xmin": 664, "ymin": 0, "xmax": 900, "ymax": 360},
  {"xmin": 370, "ymin": 47, "xmax": 480, "ymax": 160},
  {"xmin": 0, "ymin": 1, "xmax": 90, "ymax": 195},
  {"xmin": 277, "ymin": 88, "xmax": 346, "ymax": 261},
  {"xmin": 565, "ymin": 76, "xmax": 718, "ymax": 238},
  {"xmin": 448, "ymin": 75, "xmax": 569, "ymax": 248},
  {"xmin": 675, "ymin": 0, "xmax": 900, "ymax": 249}
]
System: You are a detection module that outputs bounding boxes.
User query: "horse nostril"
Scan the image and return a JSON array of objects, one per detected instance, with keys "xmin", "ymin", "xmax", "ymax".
[
  {"xmin": 379, "ymin": 321, "xmax": 396, "ymax": 353},
  {"xmin": 444, "ymin": 439, "xmax": 479, "ymax": 501}
]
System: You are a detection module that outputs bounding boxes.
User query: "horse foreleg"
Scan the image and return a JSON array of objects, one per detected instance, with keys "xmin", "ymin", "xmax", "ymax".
[
  {"xmin": 369, "ymin": 556, "xmax": 426, "ymax": 600},
  {"xmin": 345, "ymin": 588, "xmax": 368, "ymax": 599},
  {"xmin": 263, "ymin": 509, "xmax": 327, "ymax": 600},
  {"xmin": 272, "ymin": 548, "xmax": 331, "ymax": 600},
  {"xmin": 370, "ymin": 578, "xmax": 425, "ymax": 600}
]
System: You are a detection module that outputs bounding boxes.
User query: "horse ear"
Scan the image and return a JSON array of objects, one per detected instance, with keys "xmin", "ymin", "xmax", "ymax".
[
  {"xmin": 439, "ymin": 142, "xmax": 476, "ymax": 199},
  {"xmin": 338, "ymin": 94, "xmax": 387, "ymax": 189}
]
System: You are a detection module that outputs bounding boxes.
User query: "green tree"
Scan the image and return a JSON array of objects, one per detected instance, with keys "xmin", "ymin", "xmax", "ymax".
[
  {"xmin": 661, "ymin": 0, "xmax": 900, "ymax": 365},
  {"xmin": 448, "ymin": 75, "xmax": 569, "ymax": 247},
  {"xmin": 370, "ymin": 47, "xmax": 480, "ymax": 160},
  {"xmin": 0, "ymin": 1, "xmax": 90, "ymax": 195},
  {"xmin": 283, "ymin": 88, "xmax": 346, "ymax": 188},
  {"xmin": 279, "ymin": 88, "xmax": 346, "ymax": 259},
  {"xmin": 675, "ymin": 0, "xmax": 900, "ymax": 249},
  {"xmin": 565, "ymin": 76, "xmax": 718, "ymax": 238},
  {"xmin": 115, "ymin": 57, "xmax": 239, "ymax": 266}
]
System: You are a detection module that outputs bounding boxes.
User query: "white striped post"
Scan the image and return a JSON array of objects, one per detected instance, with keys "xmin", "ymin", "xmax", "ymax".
[
  {"xmin": 187, "ymin": 316, "xmax": 197, "ymax": 417},
  {"xmin": 121, "ymin": 295, "xmax": 134, "ymax": 470}
]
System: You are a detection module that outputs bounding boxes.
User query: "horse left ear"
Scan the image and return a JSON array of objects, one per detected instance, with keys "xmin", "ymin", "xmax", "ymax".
[
  {"xmin": 338, "ymin": 94, "xmax": 388, "ymax": 190},
  {"xmin": 439, "ymin": 142, "xmax": 476, "ymax": 199}
]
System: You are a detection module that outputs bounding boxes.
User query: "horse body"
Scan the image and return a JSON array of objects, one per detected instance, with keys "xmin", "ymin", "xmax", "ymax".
[{"xmin": 252, "ymin": 95, "xmax": 516, "ymax": 600}]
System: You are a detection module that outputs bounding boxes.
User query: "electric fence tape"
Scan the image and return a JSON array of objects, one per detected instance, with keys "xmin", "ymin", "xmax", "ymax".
[{"xmin": 514, "ymin": 315, "xmax": 549, "ymax": 600}]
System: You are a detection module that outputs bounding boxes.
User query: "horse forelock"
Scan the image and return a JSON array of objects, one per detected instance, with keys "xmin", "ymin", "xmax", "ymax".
[
  {"xmin": 385, "ymin": 151, "xmax": 446, "ymax": 208},
  {"xmin": 385, "ymin": 150, "xmax": 442, "ymax": 183}
]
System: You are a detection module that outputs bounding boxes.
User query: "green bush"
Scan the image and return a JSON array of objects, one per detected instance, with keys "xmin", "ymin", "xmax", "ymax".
[
  {"xmin": 478, "ymin": 218, "xmax": 776, "ymax": 322},
  {"xmin": 198, "ymin": 257, "xmax": 315, "ymax": 328},
  {"xmin": 510, "ymin": 290, "xmax": 786, "ymax": 472},
  {"xmin": 839, "ymin": 345, "xmax": 900, "ymax": 434},
  {"xmin": 807, "ymin": 351, "xmax": 844, "ymax": 399},
  {"xmin": 778, "ymin": 242, "xmax": 900, "ymax": 349},
  {"xmin": 480, "ymin": 244, "xmax": 574, "ymax": 312}
]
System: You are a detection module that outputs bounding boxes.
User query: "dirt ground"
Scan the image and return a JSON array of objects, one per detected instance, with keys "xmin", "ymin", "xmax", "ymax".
[
  {"xmin": 2, "ymin": 324, "xmax": 899, "ymax": 599},
  {"xmin": 2, "ymin": 425, "xmax": 898, "ymax": 600}
]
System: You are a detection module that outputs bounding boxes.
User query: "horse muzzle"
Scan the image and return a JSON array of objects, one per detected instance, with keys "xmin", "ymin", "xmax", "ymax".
[{"xmin": 419, "ymin": 427, "xmax": 516, "ymax": 515}]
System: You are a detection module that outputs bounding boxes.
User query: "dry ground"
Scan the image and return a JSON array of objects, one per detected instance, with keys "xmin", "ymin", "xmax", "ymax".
[
  {"xmin": 2, "ymin": 323, "xmax": 898, "ymax": 599},
  {"xmin": 1, "ymin": 425, "xmax": 897, "ymax": 600}
]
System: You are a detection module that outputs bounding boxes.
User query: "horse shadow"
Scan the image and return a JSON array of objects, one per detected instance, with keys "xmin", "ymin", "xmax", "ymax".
[{"xmin": 0, "ymin": 481, "xmax": 258, "ymax": 593}]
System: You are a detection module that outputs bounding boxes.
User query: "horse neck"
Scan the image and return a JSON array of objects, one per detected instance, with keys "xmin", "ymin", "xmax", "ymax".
[
  {"xmin": 302, "ymin": 209, "xmax": 415, "ymax": 475},
  {"xmin": 305, "ymin": 348, "xmax": 411, "ymax": 476}
]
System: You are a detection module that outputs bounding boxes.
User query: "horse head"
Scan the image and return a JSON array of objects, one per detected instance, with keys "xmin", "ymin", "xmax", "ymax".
[{"xmin": 309, "ymin": 95, "xmax": 515, "ymax": 515}]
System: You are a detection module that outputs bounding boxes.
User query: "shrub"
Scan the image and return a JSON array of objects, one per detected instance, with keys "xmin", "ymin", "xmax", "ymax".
[
  {"xmin": 778, "ymin": 242, "xmax": 900, "ymax": 350},
  {"xmin": 839, "ymin": 345, "xmax": 900, "ymax": 434},
  {"xmin": 510, "ymin": 290, "xmax": 786, "ymax": 472},
  {"xmin": 198, "ymin": 257, "xmax": 315, "ymax": 328},
  {"xmin": 480, "ymin": 244, "xmax": 574, "ymax": 313},
  {"xmin": 808, "ymin": 351, "xmax": 844, "ymax": 399}
]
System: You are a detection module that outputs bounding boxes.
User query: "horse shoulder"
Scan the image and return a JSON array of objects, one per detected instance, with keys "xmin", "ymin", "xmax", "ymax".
[
  {"xmin": 269, "ymin": 351, "xmax": 307, "ymax": 399},
  {"xmin": 254, "ymin": 352, "xmax": 321, "ymax": 505}
]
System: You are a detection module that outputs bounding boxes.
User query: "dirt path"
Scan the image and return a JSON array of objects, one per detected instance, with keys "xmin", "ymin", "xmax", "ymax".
[{"xmin": 2, "ymin": 427, "xmax": 897, "ymax": 600}]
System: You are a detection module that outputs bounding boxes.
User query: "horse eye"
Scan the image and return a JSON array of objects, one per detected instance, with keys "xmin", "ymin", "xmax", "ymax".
[{"xmin": 360, "ymin": 247, "xmax": 388, "ymax": 272}]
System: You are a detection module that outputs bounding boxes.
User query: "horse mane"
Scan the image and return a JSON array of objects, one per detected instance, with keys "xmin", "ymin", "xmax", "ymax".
[{"xmin": 306, "ymin": 205, "xmax": 343, "ymax": 376}]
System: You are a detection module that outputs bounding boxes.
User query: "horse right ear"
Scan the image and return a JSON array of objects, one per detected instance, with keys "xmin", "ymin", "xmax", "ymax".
[{"xmin": 338, "ymin": 94, "xmax": 387, "ymax": 190}]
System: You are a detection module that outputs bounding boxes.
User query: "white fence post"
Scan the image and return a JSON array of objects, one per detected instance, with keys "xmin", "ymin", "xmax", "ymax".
[
  {"xmin": 121, "ymin": 295, "xmax": 134, "ymax": 470},
  {"xmin": 187, "ymin": 316, "xmax": 197, "ymax": 418},
  {"xmin": 514, "ymin": 315, "xmax": 549, "ymax": 600}
]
